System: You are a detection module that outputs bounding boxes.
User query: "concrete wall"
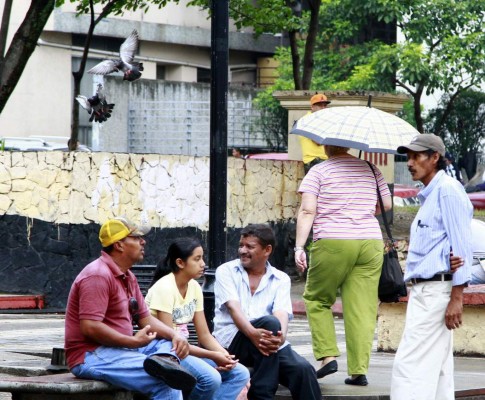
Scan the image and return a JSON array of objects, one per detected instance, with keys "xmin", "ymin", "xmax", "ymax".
[
  {"xmin": 0, "ymin": 151, "xmax": 303, "ymax": 308},
  {"xmin": 378, "ymin": 296, "xmax": 485, "ymax": 356},
  {"xmin": 97, "ymin": 77, "xmax": 267, "ymax": 154}
]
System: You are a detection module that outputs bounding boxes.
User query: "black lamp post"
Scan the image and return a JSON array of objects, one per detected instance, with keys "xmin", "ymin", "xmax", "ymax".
[{"xmin": 203, "ymin": 0, "xmax": 229, "ymax": 332}]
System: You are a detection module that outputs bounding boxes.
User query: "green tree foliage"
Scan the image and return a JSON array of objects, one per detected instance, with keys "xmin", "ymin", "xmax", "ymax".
[
  {"xmin": 188, "ymin": 0, "xmax": 321, "ymax": 90},
  {"xmin": 57, "ymin": 0, "xmax": 175, "ymax": 15},
  {"xmin": 251, "ymin": 1, "xmax": 397, "ymax": 149},
  {"xmin": 254, "ymin": 0, "xmax": 485, "ymax": 144},
  {"xmin": 426, "ymin": 90, "xmax": 485, "ymax": 180},
  {"xmin": 341, "ymin": 0, "xmax": 485, "ymax": 133}
]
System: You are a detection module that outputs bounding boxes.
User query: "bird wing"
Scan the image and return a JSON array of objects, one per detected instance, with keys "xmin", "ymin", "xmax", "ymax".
[
  {"xmin": 88, "ymin": 60, "xmax": 118, "ymax": 75},
  {"xmin": 75, "ymin": 95, "xmax": 92, "ymax": 113},
  {"xmin": 119, "ymin": 30, "xmax": 139, "ymax": 65}
]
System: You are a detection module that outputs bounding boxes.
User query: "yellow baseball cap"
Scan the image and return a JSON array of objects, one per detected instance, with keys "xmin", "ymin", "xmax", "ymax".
[
  {"xmin": 99, "ymin": 216, "xmax": 150, "ymax": 247},
  {"xmin": 310, "ymin": 94, "xmax": 331, "ymax": 105}
]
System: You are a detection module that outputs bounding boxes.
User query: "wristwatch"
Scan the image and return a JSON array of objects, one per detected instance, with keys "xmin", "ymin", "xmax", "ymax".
[{"xmin": 294, "ymin": 246, "xmax": 304, "ymax": 252}]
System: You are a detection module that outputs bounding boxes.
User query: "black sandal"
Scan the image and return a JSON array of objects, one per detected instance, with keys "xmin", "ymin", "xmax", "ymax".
[
  {"xmin": 345, "ymin": 375, "xmax": 368, "ymax": 386},
  {"xmin": 316, "ymin": 360, "xmax": 338, "ymax": 379}
]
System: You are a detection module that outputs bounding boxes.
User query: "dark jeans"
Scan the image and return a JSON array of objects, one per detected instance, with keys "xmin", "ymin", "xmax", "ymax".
[{"xmin": 228, "ymin": 315, "xmax": 321, "ymax": 400}]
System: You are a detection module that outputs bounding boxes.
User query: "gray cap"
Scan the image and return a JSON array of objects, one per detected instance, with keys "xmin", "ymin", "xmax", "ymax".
[{"xmin": 397, "ymin": 134, "xmax": 445, "ymax": 156}]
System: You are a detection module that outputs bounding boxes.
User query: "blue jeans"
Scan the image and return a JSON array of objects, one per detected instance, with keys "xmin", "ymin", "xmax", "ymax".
[
  {"xmin": 181, "ymin": 355, "xmax": 249, "ymax": 400},
  {"xmin": 71, "ymin": 339, "xmax": 182, "ymax": 400}
]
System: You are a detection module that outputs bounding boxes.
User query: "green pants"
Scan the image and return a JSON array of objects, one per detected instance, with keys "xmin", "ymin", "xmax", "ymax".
[{"xmin": 303, "ymin": 239, "xmax": 383, "ymax": 375}]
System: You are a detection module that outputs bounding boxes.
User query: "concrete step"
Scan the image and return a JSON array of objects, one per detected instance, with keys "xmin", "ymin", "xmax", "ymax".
[{"xmin": 0, "ymin": 294, "xmax": 45, "ymax": 310}]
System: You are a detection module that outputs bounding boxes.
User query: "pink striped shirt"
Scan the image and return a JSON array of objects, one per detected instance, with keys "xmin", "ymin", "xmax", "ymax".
[{"xmin": 299, "ymin": 154, "xmax": 391, "ymax": 240}]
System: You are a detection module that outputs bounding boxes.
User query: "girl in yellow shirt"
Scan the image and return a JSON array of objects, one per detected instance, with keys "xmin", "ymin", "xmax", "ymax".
[{"xmin": 146, "ymin": 238, "xmax": 250, "ymax": 400}]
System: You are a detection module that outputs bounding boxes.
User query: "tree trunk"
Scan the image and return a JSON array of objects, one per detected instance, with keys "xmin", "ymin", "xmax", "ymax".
[
  {"xmin": 0, "ymin": 0, "xmax": 13, "ymax": 77},
  {"xmin": 288, "ymin": 30, "xmax": 302, "ymax": 89},
  {"xmin": 0, "ymin": 0, "xmax": 55, "ymax": 114},
  {"xmin": 413, "ymin": 87, "xmax": 424, "ymax": 133},
  {"xmin": 70, "ymin": 72, "xmax": 82, "ymax": 150},
  {"xmin": 301, "ymin": 0, "xmax": 321, "ymax": 90}
]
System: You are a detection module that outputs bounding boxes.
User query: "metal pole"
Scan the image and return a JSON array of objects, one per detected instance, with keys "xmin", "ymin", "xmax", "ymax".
[
  {"xmin": 204, "ymin": 0, "xmax": 229, "ymax": 332},
  {"xmin": 208, "ymin": 0, "xmax": 228, "ymax": 267}
]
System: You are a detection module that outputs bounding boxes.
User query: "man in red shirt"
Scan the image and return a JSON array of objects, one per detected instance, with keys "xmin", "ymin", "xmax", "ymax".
[{"xmin": 65, "ymin": 217, "xmax": 196, "ymax": 400}]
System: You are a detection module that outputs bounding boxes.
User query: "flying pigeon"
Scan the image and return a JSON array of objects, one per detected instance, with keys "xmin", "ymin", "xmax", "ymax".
[
  {"xmin": 76, "ymin": 84, "xmax": 115, "ymax": 123},
  {"xmin": 88, "ymin": 30, "xmax": 144, "ymax": 81}
]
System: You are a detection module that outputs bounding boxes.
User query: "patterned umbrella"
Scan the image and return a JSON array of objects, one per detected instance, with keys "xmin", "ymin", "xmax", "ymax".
[{"xmin": 290, "ymin": 106, "xmax": 419, "ymax": 154}]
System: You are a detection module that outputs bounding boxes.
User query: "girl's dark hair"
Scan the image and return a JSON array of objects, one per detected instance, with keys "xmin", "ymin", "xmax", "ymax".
[{"xmin": 149, "ymin": 237, "xmax": 202, "ymax": 288}]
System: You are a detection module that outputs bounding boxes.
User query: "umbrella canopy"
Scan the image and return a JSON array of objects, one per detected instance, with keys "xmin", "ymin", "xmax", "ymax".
[{"xmin": 291, "ymin": 106, "xmax": 419, "ymax": 154}]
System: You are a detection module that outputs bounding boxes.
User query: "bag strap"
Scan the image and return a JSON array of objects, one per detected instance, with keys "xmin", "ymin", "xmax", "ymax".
[{"xmin": 366, "ymin": 161, "xmax": 394, "ymax": 242}]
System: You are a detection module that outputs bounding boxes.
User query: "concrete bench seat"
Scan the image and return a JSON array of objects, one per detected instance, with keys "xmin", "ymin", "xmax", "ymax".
[
  {"xmin": 0, "ymin": 372, "xmax": 133, "ymax": 399},
  {"xmin": 377, "ymin": 284, "xmax": 485, "ymax": 356}
]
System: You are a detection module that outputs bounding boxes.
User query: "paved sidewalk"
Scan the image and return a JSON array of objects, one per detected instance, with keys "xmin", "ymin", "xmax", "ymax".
[
  {"xmin": 0, "ymin": 277, "xmax": 484, "ymax": 399},
  {"xmin": 286, "ymin": 278, "xmax": 485, "ymax": 399},
  {"xmin": 1, "ymin": 308, "xmax": 485, "ymax": 399}
]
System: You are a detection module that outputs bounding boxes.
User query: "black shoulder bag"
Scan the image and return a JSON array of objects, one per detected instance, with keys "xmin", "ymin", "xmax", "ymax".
[{"xmin": 366, "ymin": 161, "xmax": 408, "ymax": 303}]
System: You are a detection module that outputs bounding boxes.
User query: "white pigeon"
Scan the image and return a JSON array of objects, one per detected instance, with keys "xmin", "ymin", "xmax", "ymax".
[{"xmin": 88, "ymin": 30, "xmax": 144, "ymax": 81}]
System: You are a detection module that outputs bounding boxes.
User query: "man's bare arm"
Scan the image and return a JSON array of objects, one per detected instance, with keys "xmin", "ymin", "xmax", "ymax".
[{"xmin": 445, "ymin": 285, "xmax": 465, "ymax": 330}]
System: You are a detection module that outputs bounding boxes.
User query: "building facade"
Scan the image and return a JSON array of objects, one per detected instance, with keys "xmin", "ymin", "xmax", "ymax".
[{"xmin": 0, "ymin": 1, "xmax": 283, "ymax": 151}]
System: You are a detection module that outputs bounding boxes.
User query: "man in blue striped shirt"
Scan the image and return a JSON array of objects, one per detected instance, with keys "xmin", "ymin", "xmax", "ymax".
[{"xmin": 391, "ymin": 134, "xmax": 473, "ymax": 399}]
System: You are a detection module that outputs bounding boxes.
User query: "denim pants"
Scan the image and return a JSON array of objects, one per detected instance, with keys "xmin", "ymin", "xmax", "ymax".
[
  {"xmin": 181, "ymin": 355, "xmax": 249, "ymax": 400},
  {"xmin": 71, "ymin": 339, "xmax": 182, "ymax": 400}
]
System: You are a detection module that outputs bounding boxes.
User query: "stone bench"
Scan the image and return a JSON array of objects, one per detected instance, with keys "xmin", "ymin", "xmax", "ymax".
[
  {"xmin": 0, "ymin": 373, "xmax": 133, "ymax": 400},
  {"xmin": 377, "ymin": 284, "xmax": 485, "ymax": 356}
]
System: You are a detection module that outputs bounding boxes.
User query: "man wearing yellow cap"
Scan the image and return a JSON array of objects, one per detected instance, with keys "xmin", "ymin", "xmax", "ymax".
[
  {"xmin": 65, "ymin": 217, "xmax": 196, "ymax": 400},
  {"xmin": 299, "ymin": 94, "xmax": 331, "ymax": 174}
]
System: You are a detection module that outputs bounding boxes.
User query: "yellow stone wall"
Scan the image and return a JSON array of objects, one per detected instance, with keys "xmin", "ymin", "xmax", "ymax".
[{"xmin": 0, "ymin": 151, "xmax": 304, "ymax": 229}]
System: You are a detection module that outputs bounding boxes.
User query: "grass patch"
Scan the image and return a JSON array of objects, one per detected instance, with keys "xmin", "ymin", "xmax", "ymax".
[
  {"xmin": 395, "ymin": 205, "xmax": 485, "ymax": 218},
  {"xmin": 395, "ymin": 206, "xmax": 419, "ymax": 214},
  {"xmin": 474, "ymin": 209, "xmax": 485, "ymax": 218}
]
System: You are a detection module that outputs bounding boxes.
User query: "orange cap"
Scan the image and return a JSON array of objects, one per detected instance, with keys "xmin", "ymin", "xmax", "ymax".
[{"xmin": 310, "ymin": 94, "xmax": 331, "ymax": 105}]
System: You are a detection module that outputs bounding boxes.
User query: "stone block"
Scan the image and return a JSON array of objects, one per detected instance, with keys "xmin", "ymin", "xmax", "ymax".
[
  {"xmin": 28, "ymin": 169, "xmax": 57, "ymax": 188},
  {"xmin": 10, "ymin": 166, "xmax": 27, "ymax": 180},
  {"xmin": 0, "ymin": 194, "xmax": 12, "ymax": 213},
  {"xmin": 377, "ymin": 286, "xmax": 485, "ymax": 356}
]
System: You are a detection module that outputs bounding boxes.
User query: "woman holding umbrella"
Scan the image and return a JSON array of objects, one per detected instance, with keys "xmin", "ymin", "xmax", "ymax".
[{"xmin": 294, "ymin": 144, "xmax": 392, "ymax": 386}]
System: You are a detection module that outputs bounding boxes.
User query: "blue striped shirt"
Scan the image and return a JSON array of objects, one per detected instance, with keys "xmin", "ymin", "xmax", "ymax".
[
  {"xmin": 405, "ymin": 170, "xmax": 473, "ymax": 285},
  {"xmin": 212, "ymin": 259, "xmax": 293, "ymax": 349}
]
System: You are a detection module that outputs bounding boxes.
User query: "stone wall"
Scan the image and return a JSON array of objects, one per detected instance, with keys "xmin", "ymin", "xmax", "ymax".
[
  {"xmin": 377, "ymin": 287, "xmax": 485, "ymax": 356},
  {"xmin": 0, "ymin": 151, "xmax": 303, "ymax": 308}
]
